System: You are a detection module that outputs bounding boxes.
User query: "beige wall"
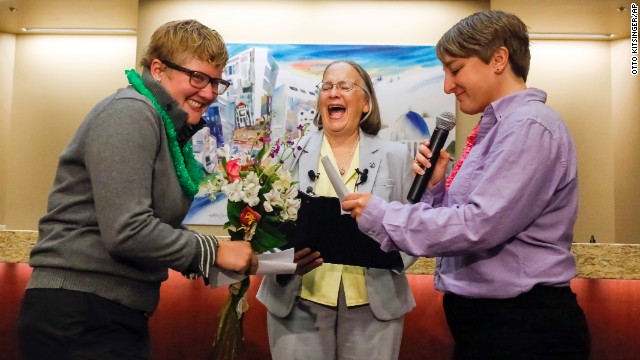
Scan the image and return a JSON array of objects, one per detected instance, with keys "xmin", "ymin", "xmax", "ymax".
[
  {"xmin": 4, "ymin": 35, "xmax": 136, "ymax": 229},
  {"xmin": 0, "ymin": 33, "xmax": 16, "ymax": 229},
  {"xmin": 1, "ymin": 0, "xmax": 637, "ymax": 243},
  {"xmin": 528, "ymin": 41, "xmax": 615, "ymax": 243},
  {"xmin": 137, "ymin": 0, "xmax": 487, "ymax": 48},
  {"xmin": 611, "ymin": 38, "xmax": 640, "ymax": 244}
]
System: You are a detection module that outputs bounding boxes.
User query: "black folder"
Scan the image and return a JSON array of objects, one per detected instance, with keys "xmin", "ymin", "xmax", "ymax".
[{"xmin": 279, "ymin": 191, "xmax": 403, "ymax": 269}]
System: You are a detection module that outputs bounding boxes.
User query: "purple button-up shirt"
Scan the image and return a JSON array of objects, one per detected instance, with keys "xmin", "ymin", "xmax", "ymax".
[{"xmin": 360, "ymin": 88, "xmax": 578, "ymax": 298}]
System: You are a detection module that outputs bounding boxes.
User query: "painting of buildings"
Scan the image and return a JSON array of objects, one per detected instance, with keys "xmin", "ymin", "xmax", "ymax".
[{"xmin": 184, "ymin": 43, "xmax": 454, "ymax": 225}]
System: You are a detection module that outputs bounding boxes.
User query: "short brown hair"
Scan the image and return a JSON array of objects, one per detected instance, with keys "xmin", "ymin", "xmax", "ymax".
[
  {"xmin": 436, "ymin": 11, "xmax": 531, "ymax": 81},
  {"xmin": 140, "ymin": 19, "xmax": 228, "ymax": 69},
  {"xmin": 314, "ymin": 60, "xmax": 382, "ymax": 135}
]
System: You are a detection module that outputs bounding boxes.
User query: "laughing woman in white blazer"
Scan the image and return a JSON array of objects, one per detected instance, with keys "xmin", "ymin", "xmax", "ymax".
[{"xmin": 257, "ymin": 60, "xmax": 416, "ymax": 360}]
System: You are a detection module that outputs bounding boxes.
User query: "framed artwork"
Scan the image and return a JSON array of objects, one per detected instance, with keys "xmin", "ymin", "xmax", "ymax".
[{"xmin": 184, "ymin": 43, "xmax": 455, "ymax": 225}]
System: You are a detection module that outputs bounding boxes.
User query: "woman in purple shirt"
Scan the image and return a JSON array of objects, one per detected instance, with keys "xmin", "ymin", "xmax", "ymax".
[{"xmin": 343, "ymin": 10, "xmax": 590, "ymax": 360}]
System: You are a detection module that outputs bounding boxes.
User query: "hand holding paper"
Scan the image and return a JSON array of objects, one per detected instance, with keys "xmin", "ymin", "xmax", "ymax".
[
  {"xmin": 208, "ymin": 248, "xmax": 297, "ymax": 288},
  {"xmin": 341, "ymin": 192, "xmax": 374, "ymax": 222}
]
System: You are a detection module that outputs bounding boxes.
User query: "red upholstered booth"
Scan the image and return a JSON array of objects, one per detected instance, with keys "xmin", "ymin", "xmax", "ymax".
[{"xmin": 2, "ymin": 264, "xmax": 640, "ymax": 360}]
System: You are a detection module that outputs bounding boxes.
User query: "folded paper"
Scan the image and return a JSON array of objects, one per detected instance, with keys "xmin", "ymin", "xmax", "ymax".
[{"xmin": 208, "ymin": 248, "xmax": 297, "ymax": 288}]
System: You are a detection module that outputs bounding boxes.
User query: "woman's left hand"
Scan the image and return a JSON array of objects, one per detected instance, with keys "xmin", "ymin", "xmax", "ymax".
[{"xmin": 293, "ymin": 248, "xmax": 323, "ymax": 275}]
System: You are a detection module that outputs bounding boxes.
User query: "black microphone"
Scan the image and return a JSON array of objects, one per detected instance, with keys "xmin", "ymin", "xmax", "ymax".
[{"xmin": 406, "ymin": 112, "xmax": 456, "ymax": 204}]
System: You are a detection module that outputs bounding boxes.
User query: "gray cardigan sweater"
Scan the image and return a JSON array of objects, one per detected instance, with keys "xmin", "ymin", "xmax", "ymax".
[{"xmin": 27, "ymin": 69, "xmax": 213, "ymax": 313}]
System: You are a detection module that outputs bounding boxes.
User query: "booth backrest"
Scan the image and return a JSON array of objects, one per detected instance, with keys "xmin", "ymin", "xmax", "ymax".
[{"xmin": 2, "ymin": 264, "xmax": 639, "ymax": 360}]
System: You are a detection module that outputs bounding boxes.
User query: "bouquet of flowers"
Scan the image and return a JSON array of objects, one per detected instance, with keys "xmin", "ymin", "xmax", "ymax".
[{"xmin": 206, "ymin": 123, "xmax": 304, "ymax": 360}]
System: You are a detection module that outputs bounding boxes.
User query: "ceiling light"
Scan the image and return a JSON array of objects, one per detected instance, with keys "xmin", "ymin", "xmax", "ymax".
[
  {"xmin": 529, "ymin": 33, "xmax": 615, "ymax": 40},
  {"xmin": 21, "ymin": 28, "xmax": 136, "ymax": 35}
]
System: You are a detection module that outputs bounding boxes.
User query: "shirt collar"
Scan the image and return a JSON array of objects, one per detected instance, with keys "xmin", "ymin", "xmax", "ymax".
[
  {"xmin": 477, "ymin": 88, "xmax": 548, "ymax": 141},
  {"xmin": 486, "ymin": 88, "xmax": 548, "ymax": 123}
]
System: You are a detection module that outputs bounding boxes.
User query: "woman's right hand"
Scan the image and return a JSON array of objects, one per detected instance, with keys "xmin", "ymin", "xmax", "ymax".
[{"xmin": 214, "ymin": 240, "xmax": 254, "ymax": 274}]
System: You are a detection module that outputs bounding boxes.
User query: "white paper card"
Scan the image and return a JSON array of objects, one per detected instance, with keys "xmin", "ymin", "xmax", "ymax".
[
  {"xmin": 208, "ymin": 248, "xmax": 297, "ymax": 288},
  {"xmin": 256, "ymin": 248, "xmax": 297, "ymax": 275},
  {"xmin": 208, "ymin": 268, "xmax": 246, "ymax": 288}
]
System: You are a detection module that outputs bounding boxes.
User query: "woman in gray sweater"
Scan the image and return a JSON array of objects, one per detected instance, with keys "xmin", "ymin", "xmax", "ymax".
[{"xmin": 17, "ymin": 19, "xmax": 256, "ymax": 359}]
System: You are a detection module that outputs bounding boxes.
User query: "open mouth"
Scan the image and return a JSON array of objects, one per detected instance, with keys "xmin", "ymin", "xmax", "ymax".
[
  {"xmin": 328, "ymin": 105, "xmax": 345, "ymax": 119},
  {"xmin": 187, "ymin": 99, "xmax": 204, "ymax": 109}
]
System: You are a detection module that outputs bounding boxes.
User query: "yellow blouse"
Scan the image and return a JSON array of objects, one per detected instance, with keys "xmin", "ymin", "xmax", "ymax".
[{"xmin": 300, "ymin": 136, "xmax": 368, "ymax": 307}]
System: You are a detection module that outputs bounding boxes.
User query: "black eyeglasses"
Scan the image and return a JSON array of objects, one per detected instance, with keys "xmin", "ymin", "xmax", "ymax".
[
  {"xmin": 161, "ymin": 59, "xmax": 231, "ymax": 95},
  {"xmin": 317, "ymin": 80, "xmax": 366, "ymax": 93}
]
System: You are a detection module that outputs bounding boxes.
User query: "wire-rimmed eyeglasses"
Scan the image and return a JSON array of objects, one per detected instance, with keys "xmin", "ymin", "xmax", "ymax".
[
  {"xmin": 317, "ymin": 80, "xmax": 366, "ymax": 93},
  {"xmin": 161, "ymin": 59, "xmax": 231, "ymax": 95}
]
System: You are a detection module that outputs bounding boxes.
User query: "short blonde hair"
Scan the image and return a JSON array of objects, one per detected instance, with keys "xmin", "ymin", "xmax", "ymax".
[{"xmin": 140, "ymin": 19, "xmax": 228, "ymax": 69}]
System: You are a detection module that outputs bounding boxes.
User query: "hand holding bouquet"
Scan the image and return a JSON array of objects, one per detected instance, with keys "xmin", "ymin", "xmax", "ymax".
[{"xmin": 206, "ymin": 124, "xmax": 304, "ymax": 360}]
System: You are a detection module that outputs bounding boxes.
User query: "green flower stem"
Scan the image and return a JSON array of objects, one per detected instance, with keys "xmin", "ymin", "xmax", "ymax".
[{"xmin": 211, "ymin": 277, "xmax": 250, "ymax": 360}]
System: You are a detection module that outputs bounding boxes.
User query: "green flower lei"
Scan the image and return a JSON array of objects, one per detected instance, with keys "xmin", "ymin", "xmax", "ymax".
[{"xmin": 125, "ymin": 69, "xmax": 203, "ymax": 197}]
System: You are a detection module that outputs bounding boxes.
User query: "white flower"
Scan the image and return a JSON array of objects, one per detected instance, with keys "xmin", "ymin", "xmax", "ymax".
[
  {"xmin": 243, "ymin": 171, "xmax": 260, "ymax": 188},
  {"xmin": 242, "ymin": 183, "xmax": 261, "ymax": 207},
  {"xmin": 282, "ymin": 197, "xmax": 301, "ymax": 221},
  {"xmin": 238, "ymin": 171, "xmax": 261, "ymax": 206},
  {"xmin": 216, "ymin": 172, "xmax": 229, "ymax": 185},
  {"xmin": 282, "ymin": 185, "xmax": 299, "ymax": 200},
  {"xmin": 276, "ymin": 167, "xmax": 293, "ymax": 187},
  {"xmin": 263, "ymin": 188, "xmax": 283, "ymax": 212},
  {"xmin": 272, "ymin": 169, "xmax": 294, "ymax": 192},
  {"xmin": 204, "ymin": 115, "xmax": 306, "ymax": 233},
  {"xmin": 221, "ymin": 179, "xmax": 244, "ymax": 202},
  {"xmin": 206, "ymin": 173, "xmax": 231, "ymax": 200}
]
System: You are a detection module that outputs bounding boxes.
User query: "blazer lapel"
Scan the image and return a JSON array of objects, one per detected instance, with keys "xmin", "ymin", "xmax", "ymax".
[
  {"xmin": 357, "ymin": 131, "xmax": 381, "ymax": 194},
  {"xmin": 296, "ymin": 131, "xmax": 324, "ymax": 194}
]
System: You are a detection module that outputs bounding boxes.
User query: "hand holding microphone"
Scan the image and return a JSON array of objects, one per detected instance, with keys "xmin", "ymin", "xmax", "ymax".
[{"xmin": 407, "ymin": 112, "xmax": 456, "ymax": 204}]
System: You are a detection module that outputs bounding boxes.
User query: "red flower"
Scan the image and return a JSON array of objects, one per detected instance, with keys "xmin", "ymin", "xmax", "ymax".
[
  {"xmin": 226, "ymin": 158, "xmax": 241, "ymax": 183},
  {"xmin": 239, "ymin": 206, "xmax": 261, "ymax": 227}
]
